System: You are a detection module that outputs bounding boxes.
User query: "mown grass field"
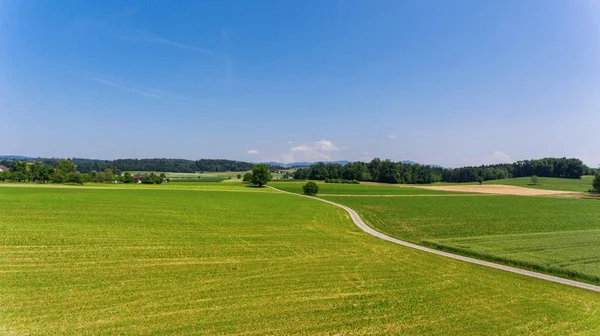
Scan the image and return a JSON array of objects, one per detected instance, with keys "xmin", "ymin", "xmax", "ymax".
[
  {"xmin": 270, "ymin": 182, "xmax": 462, "ymax": 195},
  {"xmin": 431, "ymin": 176, "xmax": 596, "ymax": 192},
  {"xmin": 324, "ymin": 194, "xmax": 600, "ymax": 284},
  {"xmin": 2, "ymin": 184, "xmax": 600, "ymax": 334},
  {"xmin": 487, "ymin": 176, "xmax": 596, "ymax": 192}
]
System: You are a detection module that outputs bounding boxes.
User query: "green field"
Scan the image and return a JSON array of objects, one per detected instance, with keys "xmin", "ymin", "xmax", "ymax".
[
  {"xmin": 487, "ymin": 176, "xmax": 596, "ymax": 192},
  {"xmin": 2, "ymin": 184, "xmax": 600, "ymax": 334},
  {"xmin": 126, "ymin": 170, "xmax": 294, "ymax": 182},
  {"xmin": 127, "ymin": 171, "xmax": 245, "ymax": 182},
  {"xmin": 324, "ymin": 195, "xmax": 600, "ymax": 283},
  {"xmin": 270, "ymin": 182, "xmax": 463, "ymax": 195},
  {"xmin": 430, "ymin": 176, "xmax": 596, "ymax": 192}
]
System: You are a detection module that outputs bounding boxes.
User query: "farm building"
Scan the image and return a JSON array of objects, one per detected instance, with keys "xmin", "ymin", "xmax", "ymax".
[{"xmin": 0, "ymin": 165, "xmax": 8, "ymax": 172}]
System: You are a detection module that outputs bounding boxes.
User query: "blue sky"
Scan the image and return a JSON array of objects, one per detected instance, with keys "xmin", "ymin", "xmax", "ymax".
[{"xmin": 1, "ymin": 1, "xmax": 599, "ymax": 167}]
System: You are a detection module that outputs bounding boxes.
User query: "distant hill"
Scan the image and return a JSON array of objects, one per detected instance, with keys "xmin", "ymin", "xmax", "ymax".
[{"xmin": 0, "ymin": 155, "xmax": 32, "ymax": 160}]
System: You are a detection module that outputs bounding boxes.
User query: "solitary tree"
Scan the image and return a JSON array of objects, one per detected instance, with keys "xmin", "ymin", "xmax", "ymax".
[
  {"xmin": 242, "ymin": 173, "xmax": 252, "ymax": 183},
  {"xmin": 530, "ymin": 175, "xmax": 539, "ymax": 185},
  {"xmin": 592, "ymin": 172, "xmax": 600, "ymax": 193},
  {"xmin": 302, "ymin": 181, "xmax": 319, "ymax": 196},
  {"xmin": 477, "ymin": 176, "xmax": 484, "ymax": 185},
  {"xmin": 250, "ymin": 164, "xmax": 272, "ymax": 187}
]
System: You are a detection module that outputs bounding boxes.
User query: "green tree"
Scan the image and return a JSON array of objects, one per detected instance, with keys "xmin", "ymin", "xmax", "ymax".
[
  {"xmin": 65, "ymin": 172, "xmax": 83, "ymax": 185},
  {"xmin": 530, "ymin": 175, "xmax": 539, "ymax": 185},
  {"xmin": 477, "ymin": 176, "xmax": 484, "ymax": 185},
  {"xmin": 123, "ymin": 172, "xmax": 135, "ymax": 184},
  {"xmin": 302, "ymin": 181, "xmax": 319, "ymax": 196},
  {"xmin": 237, "ymin": 173, "xmax": 242, "ymax": 179},
  {"xmin": 57, "ymin": 159, "xmax": 76, "ymax": 174},
  {"xmin": 242, "ymin": 173, "xmax": 252, "ymax": 183},
  {"xmin": 592, "ymin": 173, "xmax": 600, "ymax": 193},
  {"xmin": 250, "ymin": 164, "xmax": 272, "ymax": 187}
]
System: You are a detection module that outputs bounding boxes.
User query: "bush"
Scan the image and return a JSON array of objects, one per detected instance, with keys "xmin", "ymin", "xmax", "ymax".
[
  {"xmin": 593, "ymin": 173, "xmax": 600, "ymax": 193},
  {"xmin": 324, "ymin": 178, "xmax": 330, "ymax": 183},
  {"xmin": 530, "ymin": 175, "xmax": 539, "ymax": 185},
  {"xmin": 303, "ymin": 182, "xmax": 319, "ymax": 196}
]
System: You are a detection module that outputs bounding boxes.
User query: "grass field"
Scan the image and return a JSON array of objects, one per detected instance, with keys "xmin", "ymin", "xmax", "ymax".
[
  {"xmin": 431, "ymin": 176, "xmax": 596, "ymax": 192},
  {"xmin": 270, "ymin": 182, "xmax": 463, "ymax": 195},
  {"xmin": 127, "ymin": 171, "xmax": 244, "ymax": 182},
  {"xmin": 2, "ymin": 184, "xmax": 600, "ymax": 334},
  {"xmin": 126, "ymin": 170, "xmax": 294, "ymax": 182},
  {"xmin": 0, "ymin": 181, "xmax": 269, "ymax": 192},
  {"xmin": 487, "ymin": 176, "xmax": 596, "ymax": 192},
  {"xmin": 324, "ymin": 194, "xmax": 600, "ymax": 283}
]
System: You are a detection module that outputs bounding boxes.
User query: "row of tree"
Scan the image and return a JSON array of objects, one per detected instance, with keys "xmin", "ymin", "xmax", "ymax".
[
  {"xmin": 0, "ymin": 158, "xmax": 265, "ymax": 174},
  {"xmin": 0, "ymin": 160, "xmax": 167, "ymax": 185},
  {"xmin": 293, "ymin": 157, "xmax": 595, "ymax": 184}
]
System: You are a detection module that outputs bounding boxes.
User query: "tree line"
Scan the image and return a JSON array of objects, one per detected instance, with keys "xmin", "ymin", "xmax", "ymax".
[
  {"xmin": 0, "ymin": 158, "xmax": 265, "ymax": 174},
  {"xmin": 293, "ymin": 157, "xmax": 596, "ymax": 184},
  {"xmin": 0, "ymin": 160, "xmax": 166, "ymax": 185}
]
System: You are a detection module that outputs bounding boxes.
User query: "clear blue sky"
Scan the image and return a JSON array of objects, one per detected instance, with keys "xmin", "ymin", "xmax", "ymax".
[{"xmin": 1, "ymin": 0, "xmax": 599, "ymax": 167}]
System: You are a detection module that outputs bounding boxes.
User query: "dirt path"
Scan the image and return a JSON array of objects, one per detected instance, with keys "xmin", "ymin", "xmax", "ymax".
[
  {"xmin": 270, "ymin": 186, "xmax": 600, "ymax": 293},
  {"xmin": 413, "ymin": 184, "xmax": 579, "ymax": 196}
]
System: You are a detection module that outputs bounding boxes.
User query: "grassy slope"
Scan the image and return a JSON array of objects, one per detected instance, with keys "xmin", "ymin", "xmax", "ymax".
[
  {"xmin": 1, "ymin": 186, "xmax": 599, "ymax": 334},
  {"xmin": 487, "ymin": 176, "xmax": 595, "ymax": 192},
  {"xmin": 432, "ymin": 176, "xmax": 595, "ymax": 192},
  {"xmin": 270, "ymin": 182, "xmax": 459, "ymax": 195},
  {"xmin": 324, "ymin": 195, "xmax": 600, "ymax": 283}
]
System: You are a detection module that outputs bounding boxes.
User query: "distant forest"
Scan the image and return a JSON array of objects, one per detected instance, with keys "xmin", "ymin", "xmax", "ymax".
[
  {"xmin": 293, "ymin": 157, "xmax": 598, "ymax": 184},
  {"xmin": 0, "ymin": 158, "xmax": 261, "ymax": 173}
]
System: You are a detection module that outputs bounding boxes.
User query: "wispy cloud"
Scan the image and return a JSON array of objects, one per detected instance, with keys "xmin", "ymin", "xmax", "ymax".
[
  {"xmin": 282, "ymin": 139, "xmax": 345, "ymax": 163},
  {"xmin": 489, "ymin": 151, "xmax": 512, "ymax": 163},
  {"xmin": 119, "ymin": 32, "xmax": 217, "ymax": 57},
  {"xmin": 84, "ymin": 72, "xmax": 197, "ymax": 102},
  {"xmin": 246, "ymin": 150, "xmax": 259, "ymax": 154}
]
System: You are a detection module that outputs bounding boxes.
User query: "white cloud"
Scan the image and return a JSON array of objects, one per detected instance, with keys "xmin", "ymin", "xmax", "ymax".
[
  {"xmin": 280, "ymin": 139, "xmax": 345, "ymax": 163},
  {"xmin": 389, "ymin": 134, "xmax": 397, "ymax": 139},
  {"xmin": 246, "ymin": 150, "xmax": 259, "ymax": 154},
  {"xmin": 490, "ymin": 151, "xmax": 512, "ymax": 163},
  {"xmin": 291, "ymin": 145, "xmax": 311, "ymax": 152},
  {"xmin": 314, "ymin": 140, "xmax": 339, "ymax": 151}
]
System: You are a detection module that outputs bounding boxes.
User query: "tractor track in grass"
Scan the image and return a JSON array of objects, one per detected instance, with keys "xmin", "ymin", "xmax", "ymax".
[{"xmin": 269, "ymin": 186, "xmax": 600, "ymax": 293}]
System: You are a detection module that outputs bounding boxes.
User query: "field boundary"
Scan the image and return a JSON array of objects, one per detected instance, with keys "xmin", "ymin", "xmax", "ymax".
[{"xmin": 269, "ymin": 186, "xmax": 600, "ymax": 292}]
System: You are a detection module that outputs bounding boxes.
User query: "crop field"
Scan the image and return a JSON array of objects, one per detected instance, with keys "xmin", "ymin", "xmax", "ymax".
[
  {"xmin": 2, "ymin": 184, "xmax": 600, "ymax": 334},
  {"xmin": 270, "ymin": 182, "xmax": 464, "ymax": 195},
  {"xmin": 324, "ymin": 194, "xmax": 600, "ymax": 283}
]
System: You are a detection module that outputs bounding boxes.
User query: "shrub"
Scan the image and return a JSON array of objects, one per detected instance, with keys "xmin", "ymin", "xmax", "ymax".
[
  {"xmin": 324, "ymin": 178, "xmax": 330, "ymax": 183},
  {"xmin": 531, "ymin": 175, "xmax": 539, "ymax": 185},
  {"xmin": 593, "ymin": 173, "xmax": 600, "ymax": 193},
  {"xmin": 303, "ymin": 182, "xmax": 319, "ymax": 196}
]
